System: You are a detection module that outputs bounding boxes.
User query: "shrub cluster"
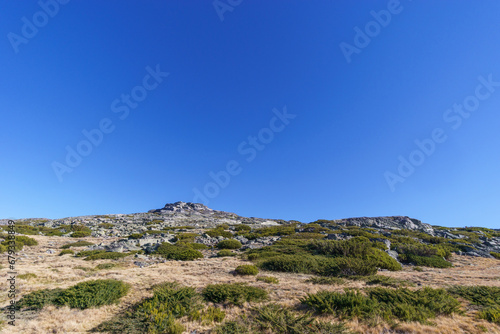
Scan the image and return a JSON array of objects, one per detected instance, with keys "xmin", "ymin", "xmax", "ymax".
[
  {"xmin": 202, "ymin": 283, "xmax": 268, "ymax": 305},
  {"xmin": 59, "ymin": 249, "xmax": 75, "ymax": 256},
  {"xmin": 491, "ymin": 251, "xmax": 500, "ymax": 260},
  {"xmin": 61, "ymin": 240, "xmax": 94, "ymax": 249},
  {"xmin": 17, "ymin": 279, "xmax": 130, "ymax": 310},
  {"xmin": 393, "ymin": 243, "xmax": 452, "ymax": 268},
  {"xmin": 205, "ymin": 227, "xmax": 233, "ymax": 238},
  {"xmin": 448, "ymin": 285, "xmax": 500, "ymax": 324},
  {"xmin": 301, "ymin": 287, "xmax": 462, "ymax": 323},
  {"xmin": 217, "ymin": 249, "xmax": 237, "ymax": 257},
  {"xmin": 94, "ymin": 282, "xmax": 225, "ymax": 334},
  {"xmin": 235, "ymin": 265, "xmax": 259, "ymax": 276},
  {"xmin": 154, "ymin": 242, "xmax": 203, "ymax": 261},
  {"xmin": 217, "ymin": 239, "xmax": 242, "ymax": 250},
  {"xmin": 256, "ymin": 276, "xmax": 279, "ymax": 284}
]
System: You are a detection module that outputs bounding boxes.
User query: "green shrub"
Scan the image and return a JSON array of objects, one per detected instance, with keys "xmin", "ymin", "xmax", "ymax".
[
  {"xmin": 128, "ymin": 233, "xmax": 144, "ymax": 239},
  {"xmin": 256, "ymin": 276, "xmax": 279, "ymax": 284},
  {"xmin": 17, "ymin": 288, "xmax": 64, "ymax": 310},
  {"xmin": 366, "ymin": 248, "xmax": 402, "ymax": 271},
  {"xmin": 254, "ymin": 304, "xmax": 350, "ymax": 334},
  {"xmin": 71, "ymin": 230, "xmax": 92, "ymax": 238},
  {"xmin": 0, "ymin": 244, "xmax": 6, "ymax": 253},
  {"xmin": 403, "ymin": 254, "xmax": 452, "ymax": 268},
  {"xmin": 174, "ymin": 232, "xmax": 199, "ymax": 242},
  {"xmin": 310, "ymin": 237, "xmax": 372, "ymax": 258},
  {"xmin": 18, "ymin": 279, "xmax": 129, "ymax": 310},
  {"xmin": 305, "ymin": 277, "xmax": 345, "ymax": 285},
  {"xmin": 301, "ymin": 287, "xmax": 461, "ymax": 323},
  {"xmin": 284, "ymin": 232, "xmax": 326, "ymax": 240},
  {"xmin": 154, "ymin": 243, "xmax": 204, "ymax": 261},
  {"xmin": 98, "ymin": 223, "xmax": 114, "ymax": 229},
  {"xmin": 189, "ymin": 306, "xmax": 226, "ymax": 325},
  {"xmin": 95, "ymin": 263, "xmax": 119, "ymax": 270},
  {"xmin": 218, "ymin": 249, "xmax": 237, "ymax": 257},
  {"xmin": 189, "ymin": 242, "xmax": 209, "ymax": 250},
  {"xmin": 413, "ymin": 266, "xmax": 424, "ymax": 272},
  {"xmin": 84, "ymin": 252, "xmax": 131, "ymax": 261},
  {"xmin": 59, "ymin": 249, "xmax": 75, "ymax": 256},
  {"xmin": 206, "ymin": 227, "xmax": 233, "ymax": 238},
  {"xmin": 217, "ymin": 239, "xmax": 242, "ymax": 249},
  {"xmin": 202, "ymin": 283, "xmax": 268, "ymax": 305},
  {"xmin": 76, "ymin": 250, "xmax": 107, "ymax": 257},
  {"xmin": 448, "ymin": 286, "xmax": 500, "ymax": 307},
  {"xmin": 243, "ymin": 224, "xmax": 296, "ymax": 240},
  {"xmin": 13, "ymin": 235, "xmax": 38, "ymax": 246},
  {"xmin": 259, "ymin": 254, "xmax": 319, "ymax": 274},
  {"xmin": 18, "ymin": 273, "xmax": 37, "ymax": 280},
  {"xmin": 319, "ymin": 257, "xmax": 378, "ymax": 277},
  {"xmin": 491, "ymin": 252, "xmax": 500, "ymax": 260},
  {"xmin": 356, "ymin": 275, "xmax": 413, "ymax": 288},
  {"xmin": 61, "ymin": 240, "xmax": 95, "ymax": 249},
  {"xmin": 235, "ymin": 265, "xmax": 259, "ymax": 276},
  {"xmin": 478, "ymin": 306, "xmax": 500, "ymax": 324},
  {"xmin": 94, "ymin": 282, "xmax": 199, "ymax": 334},
  {"xmin": 55, "ymin": 279, "xmax": 130, "ymax": 309},
  {"xmin": 234, "ymin": 224, "xmax": 252, "ymax": 232},
  {"xmin": 212, "ymin": 320, "xmax": 251, "ymax": 334}
]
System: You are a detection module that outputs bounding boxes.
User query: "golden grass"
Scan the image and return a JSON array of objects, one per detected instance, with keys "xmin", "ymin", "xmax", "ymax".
[{"xmin": 1, "ymin": 235, "xmax": 499, "ymax": 333}]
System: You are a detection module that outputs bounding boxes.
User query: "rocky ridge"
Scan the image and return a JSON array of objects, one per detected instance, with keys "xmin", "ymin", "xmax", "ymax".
[{"xmin": 3, "ymin": 202, "xmax": 500, "ymax": 259}]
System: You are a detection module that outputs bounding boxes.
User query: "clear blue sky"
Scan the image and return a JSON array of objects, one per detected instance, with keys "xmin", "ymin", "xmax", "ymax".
[{"xmin": 1, "ymin": 1, "xmax": 500, "ymax": 228}]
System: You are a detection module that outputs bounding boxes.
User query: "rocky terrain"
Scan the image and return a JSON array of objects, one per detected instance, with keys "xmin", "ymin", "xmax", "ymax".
[{"xmin": 2, "ymin": 201, "xmax": 500, "ymax": 260}]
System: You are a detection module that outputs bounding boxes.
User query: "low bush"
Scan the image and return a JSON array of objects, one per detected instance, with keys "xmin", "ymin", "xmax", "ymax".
[
  {"xmin": 61, "ymin": 240, "xmax": 95, "ymax": 249},
  {"xmin": 71, "ymin": 230, "xmax": 92, "ymax": 238},
  {"xmin": 154, "ymin": 243, "xmax": 204, "ymax": 261},
  {"xmin": 128, "ymin": 233, "xmax": 144, "ymax": 239},
  {"xmin": 17, "ymin": 288, "xmax": 64, "ymax": 310},
  {"xmin": 256, "ymin": 276, "xmax": 279, "ymax": 284},
  {"xmin": 0, "ymin": 244, "xmax": 7, "ymax": 253},
  {"xmin": 202, "ymin": 283, "xmax": 268, "ymax": 305},
  {"xmin": 189, "ymin": 306, "xmax": 226, "ymax": 325},
  {"xmin": 189, "ymin": 242, "xmax": 209, "ymax": 250},
  {"xmin": 306, "ymin": 277, "xmax": 345, "ymax": 285},
  {"xmin": 218, "ymin": 249, "xmax": 237, "ymax": 257},
  {"xmin": 18, "ymin": 279, "xmax": 129, "ymax": 310},
  {"xmin": 13, "ymin": 235, "xmax": 38, "ymax": 246},
  {"xmin": 354, "ymin": 275, "xmax": 414, "ymax": 288},
  {"xmin": 235, "ymin": 265, "xmax": 259, "ymax": 276},
  {"xmin": 319, "ymin": 257, "xmax": 378, "ymax": 277},
  {"xmin": 18, "ymin": 273, "xmax": 37, "ymax": 280},
  {"xmin": 491, "ymin": 252, "xmax": 500, "ymax": 260},
  {"xmin": 59, "ymin": 249, "xmax": 74, "ymax": 256},
  {"xmin": 403, "ymin": 254, "xmax": 452, "ymax": 268},
  {"xmin": 254, "ymin": 303, "xmax": 349, "ymax": 334},
  {"xmin": 84, "ymin": 252, "xmax": 131, "ymax": 261},
  {"xmin": 95, "ymin": 282, "xmax": 198, "ymax": 334},
  {"xmin": 478, "ymin": 306, "xmax": 500, "ymax": 324},
  {"xmin": 206, "ymin": 227, "xmax": 233, "ymax": 238},
  {"xmin": 448, "ymin": 285, "xmax": 500, "ymax": 307},
  {"xmin": 55, "ymin": 279, "xmax": 130, "ymax": 309},
  {"xmin": 302, "ymin": 287, "xmax": 462, "ymax": 323},
  {"xmin": 95, "ymin": 263, "xmax": 119, "ymax": 270},
  {"xmin": 259, "ymin": 254, "xmax": 319, "ymax": 274},
  {"xmin": 234, "ymin": 224, "xmax": 252, "ymax": 232},
  {"xmin": 217, "ymin": 239, "xmax": 242, "ymax": 250},
  {"xmin": 76, "ymin": 250, "xmax": 106, "ymax": 257},
  {"xmin": 212, "ymin": 320, "xmax": 251, "ymax": 334},
  {"xmin": 174, "ymin": 232, "xmax": 199, "ymax": 243}
]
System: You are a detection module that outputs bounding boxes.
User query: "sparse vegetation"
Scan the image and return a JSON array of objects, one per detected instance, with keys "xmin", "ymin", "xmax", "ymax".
[
  {"xmin": 301, "ymin": 287, "xmax": 462, "ymax": 323},
  {"xmin": 217, "ymin": 239, "xmax": 242, "ymax": 249},
  {"xmin": 491, "ymin": 251, "xmax": 500, "ymax": 260},
  {"xmin": 61, "ymin": 240, "xmax": 95, "ymax": 248},
  {"xmin": 256, "ymin": 276, "xmax": 279, "ymax": 284},
  {"xmin": 59, "ymin": 249, "xmax": 75, "ymax": 256},
  {"xmin": 18, "ymin": 273, "xmax": 37, "ymax": 280},
  {"xmin": 235, "ymin": 264, "xmax": 259, "ymax": 275},
  {"xmin": 202, "ymin": 283, "xmax": 268, "ymax": 305},
  {"xmin": 218, "ymin": 249, "xmax": 237, "ymax": 257},
  {"xmin": 154, "ymin": 242, "xmax": 204, "ymax": 261},
  {"xmin": 17, "ymin": 279, "xmax": 130, "ymax": 310}
]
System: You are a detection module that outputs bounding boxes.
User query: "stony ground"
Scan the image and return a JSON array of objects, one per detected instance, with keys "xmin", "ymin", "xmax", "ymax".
[{"xmin": 1, "ymin": 235, "xmax": 500, "ymax": 334}]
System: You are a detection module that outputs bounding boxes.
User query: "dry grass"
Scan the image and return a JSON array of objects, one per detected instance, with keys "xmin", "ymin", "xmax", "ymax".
[{"xmin": 1, "ymin": 235, "xmax": 500, "ymax": 333}]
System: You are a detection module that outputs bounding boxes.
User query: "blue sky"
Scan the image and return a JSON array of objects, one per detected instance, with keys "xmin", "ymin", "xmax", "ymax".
[{"xmin": 1, "ymin": 1, "xmax": 500, "ymax": 228}]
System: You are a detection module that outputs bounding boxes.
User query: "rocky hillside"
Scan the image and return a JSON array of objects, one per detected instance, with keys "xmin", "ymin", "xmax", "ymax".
[{"xmin": 2, "ymin": 201, "xmax": 500, "ymax": 259}]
